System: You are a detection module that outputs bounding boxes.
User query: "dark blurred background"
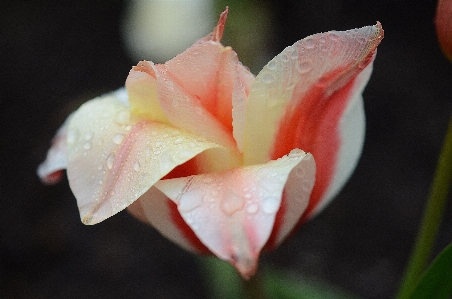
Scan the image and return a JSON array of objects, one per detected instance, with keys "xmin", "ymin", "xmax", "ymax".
[{"xmin": 1, "ymin": 1, "xmax": 451, "ymax": 298}]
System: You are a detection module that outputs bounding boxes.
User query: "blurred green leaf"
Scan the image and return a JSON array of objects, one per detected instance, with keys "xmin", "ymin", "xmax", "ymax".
[
  {"xmin": 199, "ymin": 256, "xmax": 245, "ymax": 299},
  {"xmin": 409, "ymin": 242, "xmax": 452, "ymax": 299},
  {"xmin": 264, "ymin": 269, "xmax": 363, "ymax": 299}
]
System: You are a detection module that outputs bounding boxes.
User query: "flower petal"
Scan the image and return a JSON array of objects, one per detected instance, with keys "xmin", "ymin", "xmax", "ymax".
[
  {"xmin": 126, "ymin": 62, "xmax": 168, "ymax": 123},
  {"xmin": 152, "ymin": 149, "xmax": 315, "ymax": 279},
  {"xmin": 242, "ymin": 24, "xmax": 383, "ymax": 220},
  {"xmin": 37, "ymin": 113, "xmax": 72, "ymax": 184},
  {"xmin": 66, "ymin": 93, "xmax": 222, "ymax": 225},
  {"xmin": 151, "ymin": 62, "xmax": 239, "ymax": 150},
  {"xmin": 133, "ymin": 187, "xmax": 210, "ymax": 254}
]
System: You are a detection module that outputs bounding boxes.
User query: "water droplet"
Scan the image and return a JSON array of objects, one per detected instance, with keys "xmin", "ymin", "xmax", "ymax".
[
  {"xmin": 281, "ymin": 52, "xmax": 290, "ymax": 62},
  {"xmin": 267, "ymin": 60, "xmax": 277, "ymax": 70},
  {"xmin": 302, "ymin": 181, "xmax": 313, "ymax": 192},
  {"xmin": 115, "ymin": 110, "xmax": 130, "ymax": 125},
  {"xmin": 179, "ymin": 193, "xmax": 202, "ymax": 212},
  {"xmin": 297, "ymin": 60, "xmax": 313, "ymax": 73},
  {"xmin": 155, "ymin": 141, "xmax": 163, "ymax": 148},
  {"xmin": 244, "ymin": 193, "xmax": 252, "ymax": 199},
  {"xmin": 358, "ymin": 37, "xmax": 367, "ymax": 44},
  {"xmin": 125, "ymin": 125, "xmax": 132, "ymax": 131},
  {"xmin": 329, "ymin": 32, "xmax": 339, "ymax": 41},
  {"xmin": 246, "ymin": 203, "xmax": 259, "ymax": 214},
  {"xmin": 83, "ymin": 141, "xmax": 92, "ymax": 150},
  {"xmin": 84, "ymin": 131, "xmax": 94, "ymax": 140},
  {"xmin": 67, "ymin": 129, "xmax": 78, "ymax": 144},
  {"xmin": 295, "ymin": 167, "xmax": 306, "ymax": 178},
  {"xmin": 262, "ymin": 72, "xmax": 275, "ymax": 84},
  {"xmin": 113, "ymin": 133, "xmax": 125, "ymax": 145},
  {"xmin": 97, "ymin": 165, "xmax": 102, "ymax": 170},
  {"xmin": 133, "ymin": 161, "xmax": 140, "ymax": 172},
  {"xmin": 288, "ymin": 148, "xmax": 303, "ymax": 158},
  {"xmin": 304, "ymin": 38, "xmax": 315, "ymax": 49},
  {"xmin": 221, "ymin": 192, "xmax": 245, "ymax": 216},
  {"xmin": 106, "ymin": 153, "xmax": 115, "ymax": 170},
  {"xmin": 97, "ymin": 138, "xmax": 104, "ymax": 146},
  {"xmin": 174, "ymin": 137, "xmax": 183, "ymax": 144},
  {"xmin": 262, "ymin": 196, "xmax": 280, "ymax": 214}
]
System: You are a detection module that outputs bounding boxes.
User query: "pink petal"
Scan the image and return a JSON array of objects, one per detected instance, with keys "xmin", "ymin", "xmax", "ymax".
[
  {"xmin": 242, "ymin": 24, "xmax": 384, "ymax": 221},
  {"xmin": 151, "ymin": 62, "xmax": 239, "ymax": 153},
  {"xmin": 151, "ymin": 149, "xmax": 315, "ymax": 279},
  {"xmin": 65, "ymin": 93, "xmax": 222, "ymax": 224},
  {"xmin": 134, "ymin": 187, "xmax": 210, "ymax": 254}
]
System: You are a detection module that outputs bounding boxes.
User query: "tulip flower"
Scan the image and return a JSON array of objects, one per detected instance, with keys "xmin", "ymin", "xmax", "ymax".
[
  {"xmin": 38, "ymin": 8, "xmax": 383, "ymax": 279},
  {"xmin": 435, "ymin": 0, "xmax": 452, "ymax": 61}
]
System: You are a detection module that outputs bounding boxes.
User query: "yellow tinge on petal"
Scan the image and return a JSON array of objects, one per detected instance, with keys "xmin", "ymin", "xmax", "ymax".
[{"xmin": 65, "ymin": 93, "xmax": 222, "ymax": 224}]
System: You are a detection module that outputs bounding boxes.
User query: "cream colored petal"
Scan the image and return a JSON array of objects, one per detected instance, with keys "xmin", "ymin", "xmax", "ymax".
[{"xmin": 66, "ymin": 93, "xmax": 221, "ymax": 225}]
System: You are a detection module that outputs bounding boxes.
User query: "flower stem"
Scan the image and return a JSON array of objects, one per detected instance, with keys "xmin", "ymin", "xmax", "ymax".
[
  {"xmin": 395, "ymin": 114, "xmax": 452, "ymax": 299},
  {"xmin": 199, "ymin": 256, "xmax": 269, "ymax": 299}
]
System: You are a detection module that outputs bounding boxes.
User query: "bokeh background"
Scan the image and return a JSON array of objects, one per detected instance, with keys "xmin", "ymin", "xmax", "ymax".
[{"xmin": 1, "ymin": 0, "xmax": 452, "ymax": 298}]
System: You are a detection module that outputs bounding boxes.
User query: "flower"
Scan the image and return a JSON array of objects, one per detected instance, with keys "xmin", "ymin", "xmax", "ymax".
[
  {"xmin": 435, "ymin": 0, "xmax": 452, "ymax": 61},
  {"xmin": 38, "ymin": 8, "xmax": 383, "ymax": 279}
]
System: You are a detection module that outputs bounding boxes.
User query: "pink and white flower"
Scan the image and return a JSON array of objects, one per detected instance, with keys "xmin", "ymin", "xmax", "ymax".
[{"xmin": 38, "ymin": 9, "xmax": 383, "ymax": 279}]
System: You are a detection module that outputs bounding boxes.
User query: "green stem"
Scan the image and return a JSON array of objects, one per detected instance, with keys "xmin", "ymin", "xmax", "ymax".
[
  {"xmin": 395, "ymin": 114, "xmax": 452, "ymax": 299},
  {"xmin": 199, "ymin": 256, "xmax": 269, "ymax": 299}
]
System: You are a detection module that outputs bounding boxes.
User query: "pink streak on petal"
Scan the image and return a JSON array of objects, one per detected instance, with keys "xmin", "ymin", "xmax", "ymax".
[
  {"xmin": 196, "ymin": 8, "xmax": 229, "ymax": 43},
  {"xmin": 155, "ymin": 150, "xmax": 314, "ymax": 279}
]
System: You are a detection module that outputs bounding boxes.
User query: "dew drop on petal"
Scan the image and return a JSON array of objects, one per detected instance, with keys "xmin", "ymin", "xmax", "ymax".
[
  {"xmin": 267, "ymin": 60, "xmax": 277, "ymax": 70},
  {"xmin": 221, "ymin": 192, "xmax": 245, "ymax": 216},
  {"xmin": 262, "ymin": 72, "xmax": 275, "ymax": 84},
  {"xmin": 246, "ymin": 203, "xmax": 259, "ymax": 214},
  {"xmin": 83, "ymin": 141, "xmax": 92, "ymax": 150},
  {"xmin": 281, "ymin": 51, "xmax": 290, "ymax": 62},
  {"xmin": 262, "ymin": 196, "xmax": 280, "ymax": 214},
  {"xmin": 115, "ymin": 110, "xmax": 130, "ymax": 125},
  {"xmin": 328, "ymin": 32, "xmax": 339, "ymax": 41},
  {"xmin": 106, "ymin": 153, "xmax": 115, "ymax": 170},
  {"xmin": 174, "ymin": 137, "xmax": 183, "ymax": 144},
  {"xmin": 113, "ymin": 133, "xmax": 125, "ymax": 145},
  {"xmin": 295, "ymin": 167, "xmax": 306, "ymax": 178},
  {"xmin": 297, "ymin": 60, "xmax": 313, "ymax": 74},
  {"xmin": 84, "ymin": 131, "xmax": 94, "ymax": 140},
  {"xmin": 304, "ymin": 38, "xmax": 316, "ymax": 49},
  {"xmin": 133, "ymin": 160, "xmax": 140, "ymax": 172},
  {"xmin": 288, "ymin": 148, "xmax": 304, "ymax": 158},
  {"xmin": 67, "ymin": 129, "xmax": 78, "ymax": 144},
  {"xmin": 358, "ymin": 37, "xmax": 367, "ymax": 44}
]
